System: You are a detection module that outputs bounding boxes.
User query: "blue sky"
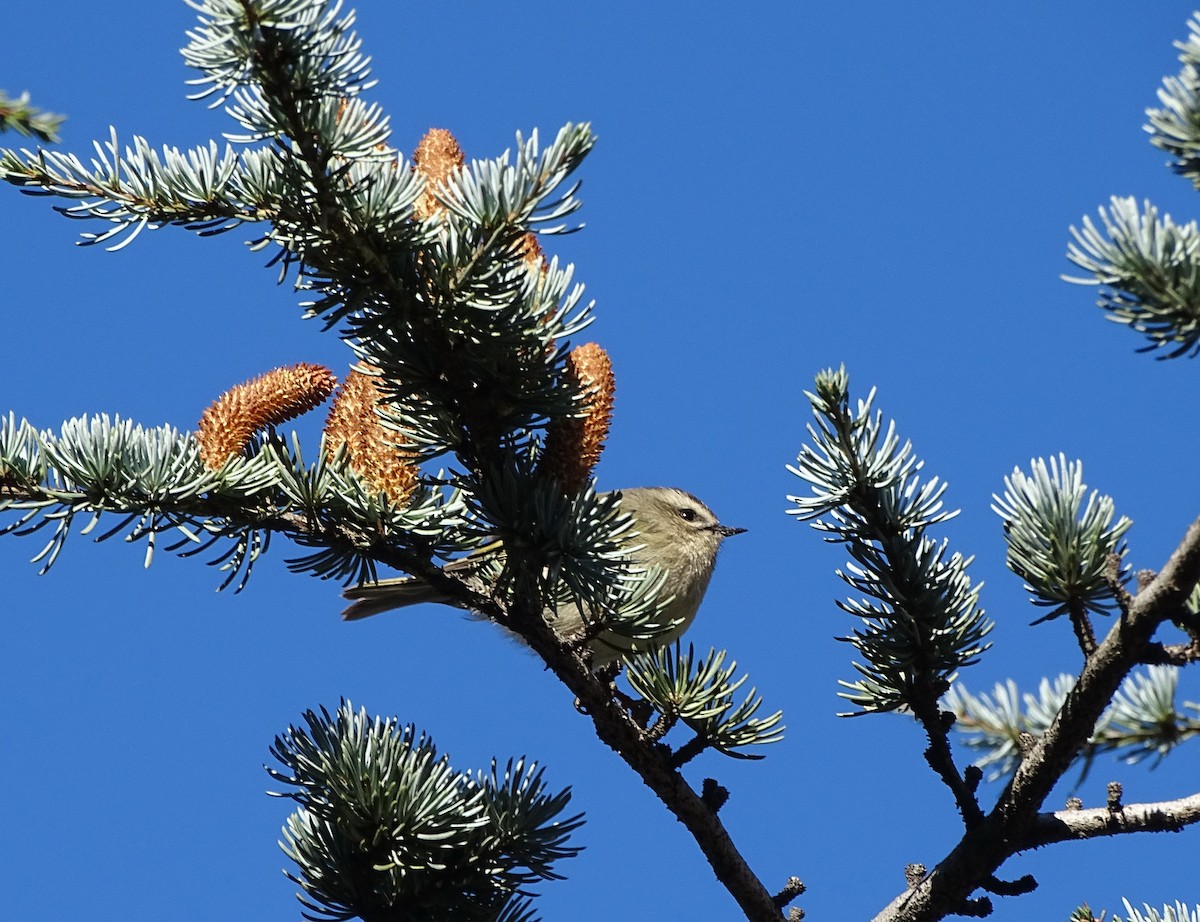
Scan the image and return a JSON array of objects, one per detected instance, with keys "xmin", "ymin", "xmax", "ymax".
[{"xmin": 4, "ymin": 3, "xmax": 1200, "ymax": 920}]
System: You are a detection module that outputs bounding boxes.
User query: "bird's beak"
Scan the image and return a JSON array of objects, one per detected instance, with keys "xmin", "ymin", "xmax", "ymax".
[{"xmin": 716, "ymin": 525, "xmax": 747, "ymax": 538}]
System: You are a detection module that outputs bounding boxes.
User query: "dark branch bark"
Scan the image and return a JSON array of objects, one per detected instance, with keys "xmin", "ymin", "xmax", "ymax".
[
  {"xmin": 1067, "ymin": 601, "xmax": 1097, "ymax": 657},
  {"xmin": 872, "ymin": 516, "xmax": 1200, "ymax": 922},
  {"xmin": 910, "ymin": 687, "xmax": 985, "ymax": 830},
  {"xmin": 499, "ymin": 589, "xmax": 786, "ymax": 922},
  {"xmin": 1139, "ymin": 639, "xmax": 1200, "ymax": 666}
]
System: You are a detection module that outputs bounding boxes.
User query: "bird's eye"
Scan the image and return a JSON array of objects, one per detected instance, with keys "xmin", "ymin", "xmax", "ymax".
[{"xmin": 677, "ymin": 507, "xmax": 699, "ymax": 522}]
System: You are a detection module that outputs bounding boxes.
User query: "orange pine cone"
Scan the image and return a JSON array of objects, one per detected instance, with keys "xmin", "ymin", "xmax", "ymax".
[
  {"xmin": 412, "ymin": 127, "xmax": 465, "ymax": 221},
  {"xmin": 538, "ymin": 343, "xmax": 615, "ymax": 492},
  {"xmin": 197, "ymin": 363, "xmax": 337, "ymax": 469},
  {"xmin": 324, "ymin": 366, "xmax": 419, "ymax": 506}
]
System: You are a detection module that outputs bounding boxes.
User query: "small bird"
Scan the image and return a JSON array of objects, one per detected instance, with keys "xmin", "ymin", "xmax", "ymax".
[{"xmin": 342, "ymin": 486, "xmax": 745, "ymax": 667}]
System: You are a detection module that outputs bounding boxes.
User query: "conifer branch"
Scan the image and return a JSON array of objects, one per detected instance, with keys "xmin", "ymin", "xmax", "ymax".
[
  {"xmin": 873, "ymin": 516, "xmax": 1200, "ymax": 922},
  {"xmin": 0, "ymin": 90, "xmax": 64, "ymax": 143}
]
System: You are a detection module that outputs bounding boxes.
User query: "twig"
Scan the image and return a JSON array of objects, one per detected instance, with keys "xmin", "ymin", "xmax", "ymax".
[
  {"xmin": 1025, "ymin": 791, "xmax": 1200, "ymax": 847},
  {"xmin": 1138, "ymin": 639, "xmax": 1200, "ymax": 666},
  {"xmin": 909, "ymin": 680, "xmax": 985, "ymax": 829},
  {"xmin": 1067, "ymin": 600, "xmax": 1097, "ymax": 658}
]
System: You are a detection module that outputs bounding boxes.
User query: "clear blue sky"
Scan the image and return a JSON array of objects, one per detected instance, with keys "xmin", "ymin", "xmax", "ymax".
[{"xmin": 4, "ymin": 3, "xmax": 1199, "ymax": 920}]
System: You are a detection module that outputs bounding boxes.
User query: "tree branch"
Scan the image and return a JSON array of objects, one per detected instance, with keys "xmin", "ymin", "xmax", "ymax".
[
  {"xmin": 910, "ymin": 686, "xmax": 985, "ymax": 829},
  {"xmin": 872, "ymin": 516, "xmax": 1200, "ymax": 922},
  {"xmin": 1025, "ymin": 791, "xmax": 1200, "ymax": 847},
  {"xmin": 1067, "ymin": 600, "xmax": 1097, "ymax": 658},
  {"xmin": 499, "ymin": 586, "xmax": 788, "ymax": 922},
  {"xmin": 1138, "ymin": 639, "xmax": 1200, "ymax": 666}
]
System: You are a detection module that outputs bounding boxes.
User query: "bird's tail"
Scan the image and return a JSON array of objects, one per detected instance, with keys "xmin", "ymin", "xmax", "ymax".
[{"xmin": 341, "ymin": 577, "xmax": 445, "ymax": 621}]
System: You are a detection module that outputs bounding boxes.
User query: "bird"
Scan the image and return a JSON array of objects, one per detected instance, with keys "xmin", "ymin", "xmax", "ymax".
[{"xmin": 342, "ymin": 486, "xmax": 745, "ymax": 667}]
